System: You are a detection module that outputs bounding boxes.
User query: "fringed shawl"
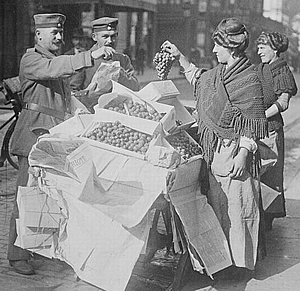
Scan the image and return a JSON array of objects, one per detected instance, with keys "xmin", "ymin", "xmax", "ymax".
[
  {"xmin": 194, "ymin": 57, "xmax": 268, "ymax": 165},
  {"xmin": 257, "ymin": 58, "xmax": 298, "ymax": 131},
  {"xmin": 270, "ymin": 58, "xmax": 297, "ymax": 96},
  {"xmin": 257, "ymin": 58, "xmax": 297, "ymax": 106}
]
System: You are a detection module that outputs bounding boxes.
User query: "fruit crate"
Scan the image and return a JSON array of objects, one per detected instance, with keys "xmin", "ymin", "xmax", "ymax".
[
  {"xmin": 165, "ymin": 130, "xmax": 203, "ymax": 162},
  {"xmin": 80, "ymin": 109, "xmax": 163, "ymax": 160},
  {"xmin": 95, "ymin": 81, "xmax": 176, "ymax": 132},
  {"xmin": 138, "ymin": 80, "xmax": 180, "ymax": 100},
  {"xmin": 49, "ymin": 113, "xmax": 94, "ymax": 136},
  {"xmin": 137, "ymin": 80, "xmax": 196, "ymax": 132}
]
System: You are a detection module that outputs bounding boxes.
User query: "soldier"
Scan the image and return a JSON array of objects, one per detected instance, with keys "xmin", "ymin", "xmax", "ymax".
[
  {"xmin": 7, "ymin": 12, "xmax": 111, "ymax": 275},
  {"xmin": 74, "ymin": 17, "xmax": 140, "ymax": 111}
]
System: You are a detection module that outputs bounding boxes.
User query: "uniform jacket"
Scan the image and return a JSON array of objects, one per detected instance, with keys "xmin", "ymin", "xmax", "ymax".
[
  {"xmin": 64, "ymin": 47, "xmax": 87, "ymax": 91},
  {"xmin": 83, "ymin": 44, "xmax": 140, "ymax": 92},
  {"xmin": 11, "ymin": 44, "xmax": 93, "ymax": 157}
]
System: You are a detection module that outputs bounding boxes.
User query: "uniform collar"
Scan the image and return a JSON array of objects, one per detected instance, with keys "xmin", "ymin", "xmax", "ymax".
[{"xmin": 33, "ymin": 44, "xmax": 58, "ymax": 58}]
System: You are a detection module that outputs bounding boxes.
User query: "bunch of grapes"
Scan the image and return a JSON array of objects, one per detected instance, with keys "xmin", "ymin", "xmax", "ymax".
[
  {"xmin": 166, "ymin": 132, "xmax": 203, "ymax": 159},
  {"xmin": 153, "ymin": 50, "xmax": 175, "ymax": 80},
  {"xmin": 85, "ymin": 121, "xmax": 152, "ymax": 155}
]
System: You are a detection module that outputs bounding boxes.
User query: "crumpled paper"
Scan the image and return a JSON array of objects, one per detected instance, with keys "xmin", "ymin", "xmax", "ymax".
[
  {"xmin": 147, "ymin": 146, "xmax": 181, "ymax": 169},
  {"xmin": 86, "ymin": 61, "xmax": 121, "ymax": 92}
]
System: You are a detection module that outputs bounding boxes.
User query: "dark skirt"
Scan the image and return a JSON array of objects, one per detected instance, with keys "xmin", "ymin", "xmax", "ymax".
[{"xmin": 260, "ymin": 127, "xmax": 285, "ymax": 226}]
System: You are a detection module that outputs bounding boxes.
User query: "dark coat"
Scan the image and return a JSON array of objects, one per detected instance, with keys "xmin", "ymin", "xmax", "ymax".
[
  {"xmin": 65, "ymin": 47, "xmax": 87, "ymax": 91},
  {"xmin": 11, "ymin": 44, "xmax": 93, "ymax": 157}
]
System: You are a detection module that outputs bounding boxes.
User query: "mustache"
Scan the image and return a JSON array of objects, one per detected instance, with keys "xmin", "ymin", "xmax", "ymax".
[{"xmin": 54, "ymin": 40, "xmax": 65, "ymax": 45}]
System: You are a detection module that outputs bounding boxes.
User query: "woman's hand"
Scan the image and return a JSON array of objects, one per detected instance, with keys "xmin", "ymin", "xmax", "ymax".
[
  {"xmin": 228, "ymin": 147, "xmax": 248, "ymax": 178},
  {"xmin": 161, "ymin": 40, "xmax": 192, "ymax": 73},
  {"xmin": 161, "ymin": 40, "xmax": 181, "ymax": 58}
]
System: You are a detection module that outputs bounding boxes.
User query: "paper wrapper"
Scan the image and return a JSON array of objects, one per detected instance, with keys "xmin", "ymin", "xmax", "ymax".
[
  {"xmin": 86, "ymin": 61, "xmax": 121, "ymax": 92},
  {"xmin": 146, "ymin": 135, "xmax": 181, "ymax": 169}
]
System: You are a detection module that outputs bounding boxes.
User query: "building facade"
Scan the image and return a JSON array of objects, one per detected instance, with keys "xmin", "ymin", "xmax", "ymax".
[
  {"xmin": 0, "ymin": 0, "xmax": 157, "ymax": 80},
  {"xmin": 156, "ymin": 0, "xmax": 299, "ymax": 66}
]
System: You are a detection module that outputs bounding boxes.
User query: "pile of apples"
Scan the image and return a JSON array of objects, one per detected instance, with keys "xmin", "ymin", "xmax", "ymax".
[
  {"xmin": 85, "ymin": 120, "xmax": 152, "ymax": 154},
  {"xmin": 167, "ymin": 132, "xmax": 202, "ymax": 159},
  {"xmin": 104, "ymin": 99, "xmax": 164, "ymax": 122}
]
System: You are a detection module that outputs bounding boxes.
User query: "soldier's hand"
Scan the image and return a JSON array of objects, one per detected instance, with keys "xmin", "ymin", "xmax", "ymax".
[
  {"xmin": 73, "ymin": 87, "xmax": 101, "ymax": 109},
  {"xmin": 91, "ymin": 46, "xmax": 116, "ymax": 60},
  {"xmin": 87, "ymin": 89, "xmax": 102, "ymax": 101},
  {"xmin": 88, "ymin": 82, "xmax": 113, "ymax": 105}
]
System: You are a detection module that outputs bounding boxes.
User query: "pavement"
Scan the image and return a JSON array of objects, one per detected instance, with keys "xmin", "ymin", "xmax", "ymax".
[{"xmin": 0, "ymin": 69, "xmax": 300, "ymax": 291}]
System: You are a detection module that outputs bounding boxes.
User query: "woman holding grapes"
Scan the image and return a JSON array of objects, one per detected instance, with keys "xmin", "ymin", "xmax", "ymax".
[{"xmin": 161, "ymin": 18, "xmax": 268, "ymax": 278}]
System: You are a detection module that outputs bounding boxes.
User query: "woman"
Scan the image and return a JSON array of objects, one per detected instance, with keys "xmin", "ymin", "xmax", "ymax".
[
  {"xmin": 162, "ymin": 18, "xmax": 268, "ymax": 275},
  {"xmin": 256, "ymin": 32, "xmax": 297, "ymax": 230}
]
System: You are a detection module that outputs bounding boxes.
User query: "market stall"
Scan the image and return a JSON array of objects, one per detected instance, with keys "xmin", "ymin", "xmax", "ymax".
[{"xmin": 14, "ymin": 80, "xmax": 232, "ymax": 291}]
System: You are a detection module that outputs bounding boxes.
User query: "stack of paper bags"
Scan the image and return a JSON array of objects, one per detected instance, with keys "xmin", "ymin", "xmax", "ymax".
[{"xmin": 15, "ymin": 186, "xmax": 61, "ymax": 257}]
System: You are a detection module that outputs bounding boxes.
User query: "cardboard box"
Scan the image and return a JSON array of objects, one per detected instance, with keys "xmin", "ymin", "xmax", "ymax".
[
  {"xmin": 80, "ymin": 108, "xmax": 164, "ymax": 160},
  {"xmin": 49, "ymin": 113, "xmax": 94, "ymax": 136},
  {"xmin": 97, "ymin": 81, "xmax": 176, "ymax": 132},
  {"xmin": 138, "ymin": 80, "xmax": 196, "ymax": 132},
  {"xmin": 19, "ymin": 188, "xmax": 61, "ymax": 228},
  {"xmin": 16, "ymin": 187, "xmax": 60, "ymax": 250},
  {"xmin": 165, "ymin": 130, "xmax": 203, "ymax": 162},
  {"xmin": 138, "ymin": 80, "xmax": 180, "ymax": 102},
  {"xmin": 160, "ymin": 95, "xmax": 196, "ymax": 133},
  {"xmin": 19, "ymin": 233, "xmax": 54, "ymax": 249},
  {"xmin": 95, "ymin": 91, "xmax": 175, "ymax": 132}
]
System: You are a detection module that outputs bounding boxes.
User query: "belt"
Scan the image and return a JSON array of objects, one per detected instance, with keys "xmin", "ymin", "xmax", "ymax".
[{"xmin": 23, "ymin": 102, "xmax": 65, "ymax": 120}]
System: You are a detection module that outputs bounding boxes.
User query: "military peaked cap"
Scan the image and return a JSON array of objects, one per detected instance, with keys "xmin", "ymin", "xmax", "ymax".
[
  {"xmin": 92, "ymin": 17, "xmax": 118, "ymax": 32},
  {"xmin": 34, "ymin": 13, "xmax": 66, "ymax": 29}
]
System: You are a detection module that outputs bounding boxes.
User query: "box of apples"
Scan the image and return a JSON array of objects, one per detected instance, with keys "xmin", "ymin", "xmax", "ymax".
[
  {"xmin": 165, "ymin": 130, "xmax": 203, "ymax": 162},
  {"xmin": 80, "ymin": 109, "xmax": 202, "ymax": 165},
  {"xmin": 80, "ymin": 108, "xmax": 167, "ymax": 160},
  {"xmin": 138, "ymin": 80, "xmax": 196, "ymax": 133},
  {"xmin": 94, "ymin": 81, "xmax": 176, "ymax": 133}
]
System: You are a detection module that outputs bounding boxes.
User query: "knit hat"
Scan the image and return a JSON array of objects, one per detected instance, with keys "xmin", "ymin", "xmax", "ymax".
[
  {"xmin": 256, "ymin": 32, "xmax": 289, "ymax": 53},
  {"xmin": 212, "ymin": 18, "xmax": 249, "ymax": 50}
]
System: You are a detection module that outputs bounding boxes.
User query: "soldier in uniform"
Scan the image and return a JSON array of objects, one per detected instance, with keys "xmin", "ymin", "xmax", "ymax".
[
  {"xmin": 74, "ymin": 17, "xmax": 140, "ymax": 110},
  {"xmin": 7, "ymin": 13, "xmax": 111, "ymax": 275}
]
